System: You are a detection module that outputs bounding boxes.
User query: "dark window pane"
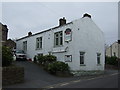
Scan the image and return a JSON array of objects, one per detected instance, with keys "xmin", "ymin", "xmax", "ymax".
[
  {"xmin": 60, "ymin": 37, "xmax": 63, "ymax": 45},
  {"xmin": 54, "ymin": 31, "xmax": 63, "ymax": 46},
  {"xmin": 56, "ymin": 33, "xmax": 59, "ymax": 37},
  {"xmin": 60, "ymin": 32, "xmax": 62, "ymax": 36},
  {"xmin": 80, "ymin": 56, "xmax": 84, "ymax": 64},
  {"xmin": 97, "ymin": 53, "xmax": 101, "ymax": 64},
  {"xmin": 56, "ymin": 38, "xmax": 59, "ymax": 45},
  {"xmin": 37, "ymin": 43, "xmax": 39, "ymax": 48},
  {"xmin": 97, "ymin": 56, "xmax": 100, "ymax": 64},
  {"xmin": 40, "ymin": 42, "xmax": 42, "ymax": 48}
]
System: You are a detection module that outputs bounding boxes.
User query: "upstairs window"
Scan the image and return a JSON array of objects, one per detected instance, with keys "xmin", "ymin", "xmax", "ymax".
[
  {"xmin": 36, "ymin": 37, "xmax": 42, "ymax": 49},
  {"xmin": 54, "ymin": 31, "xmax": 63, "ymax": 47}
]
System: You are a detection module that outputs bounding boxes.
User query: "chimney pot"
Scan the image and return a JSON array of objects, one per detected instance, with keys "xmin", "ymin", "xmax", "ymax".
[
  {"xmin": 83, "ymin": 13, "xmax": 91, "ymax": 18},
  {"xmin": 28, "ymin": 32, "xmax": 32, "ymax": 36},
  {"xmin": 59, "ymin": 17, "xmax": 66, "ymax": 26},
  {"xmin": 118, "ymin": 40, "xmax": 120, "ymax": 44}
]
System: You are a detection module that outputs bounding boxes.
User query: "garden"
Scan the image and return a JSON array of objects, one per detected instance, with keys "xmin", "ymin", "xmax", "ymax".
[
  {"xmin": 105, "ymin": 56, "xmax": 119, "ymax": 70},
  {"xmin": 2, "ymin": 46, "xmax": 24, "ymax": 86},
  {"xmin": 33, "ymin": 54, "xmax": 73, "ymax": 77}
]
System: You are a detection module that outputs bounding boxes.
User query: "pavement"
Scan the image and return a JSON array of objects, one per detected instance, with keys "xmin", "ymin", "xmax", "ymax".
[{"xmin": 2, "ymin": 61, "xmax": 119, "ymax": 89}]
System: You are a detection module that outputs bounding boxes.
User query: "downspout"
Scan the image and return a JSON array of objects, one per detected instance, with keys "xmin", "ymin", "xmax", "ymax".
[
  {"xmin": 118, "ymin": 40, "xmax": 120, "ymax": 70},
  {"xmin": 110, "ymin": 45, "xmax": 112, "ymax": 57}
]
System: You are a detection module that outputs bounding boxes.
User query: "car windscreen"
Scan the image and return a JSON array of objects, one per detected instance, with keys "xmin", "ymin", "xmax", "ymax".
[{"xmin": 16, "ymin": 50, "xmax": 25, "ymax": 54}]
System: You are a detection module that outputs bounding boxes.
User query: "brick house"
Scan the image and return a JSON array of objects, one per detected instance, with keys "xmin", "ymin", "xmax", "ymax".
[{"xmin": 0, "ymin": 23, "xmax": 16, "ymax": 49}]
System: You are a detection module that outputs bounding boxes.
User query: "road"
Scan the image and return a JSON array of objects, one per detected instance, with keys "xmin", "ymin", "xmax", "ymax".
[
  {"xmin": 44, "ymin": 73, "xmax": 118, "ymax": 89},
  {"xmin": 3, "ymin": 61, "xmax": 118, "ymax": 89},
  {"xmin": 3, "ymin": 61, "xmax": 80, "ymax": 88}
]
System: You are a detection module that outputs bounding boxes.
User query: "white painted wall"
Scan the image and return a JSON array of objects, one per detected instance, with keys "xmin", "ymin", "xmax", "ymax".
[{"xmin": 16, "ymin": 17, "xmax": 105, "ymax": 71}]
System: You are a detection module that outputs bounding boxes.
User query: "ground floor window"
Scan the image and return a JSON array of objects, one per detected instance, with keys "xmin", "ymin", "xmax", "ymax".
[
  {"xmin": 23, "ymin": 41, "xmax": 27, "ymax": 53},
  {"xmin": 65, "ymin": 55, "xmax": 72, "ymax": 62},
  {"xmin": 80, "ymin": 52, "xmax": 85, "ymax": 65},
  {"xmin": 37, "ymin": 53, "xmax": 43, "ymax": 56},
  {"xmin": 97, "ymin": 53, "xmax": 101, "ymax": 65}
]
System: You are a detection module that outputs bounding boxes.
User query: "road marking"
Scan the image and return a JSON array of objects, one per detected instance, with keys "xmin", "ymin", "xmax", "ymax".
[
  {"xmin": 43, "ymin": 72, "xmax": 118, "ymax": 89},
  {"xmin": 86, "ymin": 73, "xmax": 118, "ymax": 81},
  {"xmin": 73, "ymin": 80, "xmax": 81, "ymax": 83},
  {"xmin": 43, "ymin": 82, "xmax": 70, "ymax": 88},
  {"xmin": 60, "ymin": 83, "xmax": 69, "ymax": 86},
  {"xmin": 110, "ymin": 73, "xmax": 118, "ymax": 76},
  {"xmin": 87, "ymin": 77, "xmax": 97, "ymax": 81},
  {"xmin": 49, "ymin": 86, "xmax": 54, "ymax": 88}
]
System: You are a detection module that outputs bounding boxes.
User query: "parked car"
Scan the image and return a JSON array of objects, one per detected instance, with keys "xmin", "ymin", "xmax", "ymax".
[{"xmin": 14, "ymin": 50, "xmax": 27, "ymax": 61}]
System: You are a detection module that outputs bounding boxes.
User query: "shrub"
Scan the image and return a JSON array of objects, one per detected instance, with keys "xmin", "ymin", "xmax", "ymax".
[
  {"xmin": 2, "ymin": 46, "xmax": 13, "ymax": 67},
  {"xmin": 47, "ymin": 61, "xmax": 69, "ymax": 74},
  {"xmin": 105, "ymin": 56, "xmax": 118, "ymax": 66},
  {"xmin": 37, "ymin": 55, "xmax": 45, "ymax": 65},
  {"xmin": 33, "ymin": 55, "xmax": 37, "ymax": 63},
  {"xmin": 37, "ymin": 55, "xmax": 57, "ymax": 65},
  {"xmin": 44, "ymin": 55, "xmax": 57, "ymax": 64}
]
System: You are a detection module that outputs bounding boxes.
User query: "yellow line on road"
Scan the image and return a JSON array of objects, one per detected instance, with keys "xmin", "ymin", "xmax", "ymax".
[
  {"xmin": 73, "ymin": 80, "xmax": 81, "ymax": 83},
  {"xmin": 42, "ymin": 72, "xmax": 118, "ymax": 89},
  {"xmin": 60, "ymin": 83, "xmax": 69, "ymax": 86}
]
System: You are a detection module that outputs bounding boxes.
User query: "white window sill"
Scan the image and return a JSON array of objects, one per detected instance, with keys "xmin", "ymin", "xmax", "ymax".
[
  {"xmin": 36, "ymin": 48, "xmax": 42, "ymax": 50},
  {"xmin": 80, "ymin": 64, "xmax": 86, "ymax": 66},
  {"xmin": 54, "ymin": 45, "xmax": 63, "ymax": 48},
  {"xmin": 97, "ymin": 64, "xmax": 101, "ymax": 66}
]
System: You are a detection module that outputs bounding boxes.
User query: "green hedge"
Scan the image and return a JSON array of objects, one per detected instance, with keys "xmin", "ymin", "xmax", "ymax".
[
  {"xmin": 47, "ymin": 61, "xmax": 69, "ymax": 74},
  {"xmin": 34, "ymin": 55, "xmax": 70, "ymax": 75},
  {"xmin": 2, "ymin": 46, "xmax": 13, "ymax": 67},
  {"xmin": 105, "ymin": 56, "xmax": 118, "ymax": 66},
  {"xmin": 34, "ymin": 55, "xmax": 57, "ymax": 65}
]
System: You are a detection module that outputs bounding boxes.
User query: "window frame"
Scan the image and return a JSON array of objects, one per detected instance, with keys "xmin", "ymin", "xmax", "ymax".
[
  {"xmin": 23, "ymin": 41, "xmax": 27, "ymax": 52},
  {"xmin": 80, "ymin": 52, "xmax": 85, "ymax": 65},
  {"xmin": 97, "ymin": 53, "xmax": 101, "ymax": 65},
  {"xmin": 65, "ymin": 55, "xmax": 72, "ymax": 62},
  {"xmin": 54, "ymin": 31, "xmax": 63, "ymax": 47},
  {"xmin": 37, "ymin": 53, "xmax": 43, "ymax": 56},
  {"xmin": 36, "ymin": 37, "xmax": 42, "ymax": 50}
]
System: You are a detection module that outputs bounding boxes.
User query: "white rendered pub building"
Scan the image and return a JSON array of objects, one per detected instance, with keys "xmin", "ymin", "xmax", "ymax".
[{"xmin": 16, "ymin": 13, "xmax": 105, "ymax": 71}]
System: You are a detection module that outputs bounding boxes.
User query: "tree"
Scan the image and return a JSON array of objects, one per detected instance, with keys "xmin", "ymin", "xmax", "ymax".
[{"xmin": 2, "ymin": 46, "xmax": 13, "ymax": 67}]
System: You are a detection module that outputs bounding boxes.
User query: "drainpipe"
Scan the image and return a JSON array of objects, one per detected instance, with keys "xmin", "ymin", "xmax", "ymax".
[
  {"xmin": 110, "ymin": 45, "xmax": 112, "ymax": 57},
  {"xmin": 118, "ymin": 40, "xmax": 120, "ymax": 69}
]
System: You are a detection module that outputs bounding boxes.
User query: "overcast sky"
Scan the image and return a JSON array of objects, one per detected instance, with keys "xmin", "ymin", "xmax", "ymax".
[{"xmin": 1, "ymin": 2, "xmax": 118, "ymax": 45}]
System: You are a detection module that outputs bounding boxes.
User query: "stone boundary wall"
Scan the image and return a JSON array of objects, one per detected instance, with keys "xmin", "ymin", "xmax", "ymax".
[{"xmin": 2, "ymin": 66, "xmax": 24, "ymax": 86}]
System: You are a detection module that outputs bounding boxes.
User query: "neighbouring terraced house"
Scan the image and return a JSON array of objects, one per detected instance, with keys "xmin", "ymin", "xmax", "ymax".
[
  {"xmin": 106, "ymin": 41, "xmax": 119, "ymax": 58},
  {"xmin": 16, "ymin": 13, "xmax": 105, "ymax": 71}
]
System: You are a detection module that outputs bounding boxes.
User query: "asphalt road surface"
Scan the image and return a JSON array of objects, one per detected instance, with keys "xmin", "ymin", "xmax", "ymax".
[
  {"xmin": 44, "ymin": 73, "xmax": 118, "ymax": 88},
  {"xmin": 3, "ymin": 61, "xmax": 118, "ymax": 89}
]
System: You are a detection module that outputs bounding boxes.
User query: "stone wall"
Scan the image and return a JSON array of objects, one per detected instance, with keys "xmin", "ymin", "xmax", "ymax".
[{"xmin": 2, "ymin": 66, "xmax": 24, "ymax": 86}]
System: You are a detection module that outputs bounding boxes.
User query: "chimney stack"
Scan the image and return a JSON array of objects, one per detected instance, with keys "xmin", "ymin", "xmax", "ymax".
[
  {"xmin": 28, "ymin": 32, "xmax": 32, "ymax": 36},
  {"xmin": 118, "ymin": 40, "xmax": 120, "ymax": 44},
  {"xmin": 59, "ymin": 17, "xmax": 66, "ymax": 26},
  {"xmin": 83, "ymin": 13, "xmax": 91, "ymax": 18}
]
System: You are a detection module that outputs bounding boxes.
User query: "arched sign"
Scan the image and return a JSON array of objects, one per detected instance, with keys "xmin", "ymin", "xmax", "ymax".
[{"xmin": 64, "ymin": 28, "xmax": 72, "ymax": 42}]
